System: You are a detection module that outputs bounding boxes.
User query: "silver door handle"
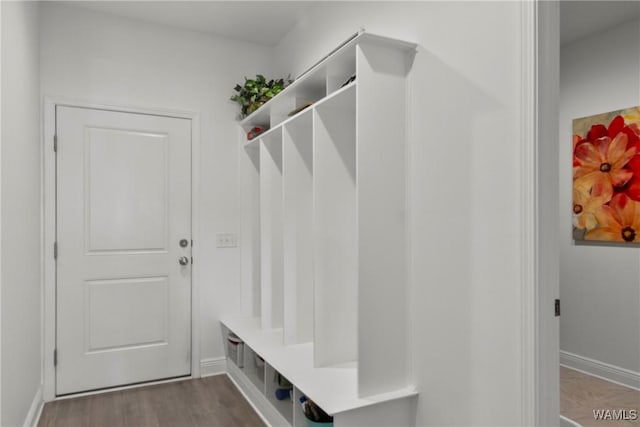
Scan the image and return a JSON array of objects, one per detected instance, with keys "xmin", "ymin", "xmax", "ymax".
[{"xmin": 178, "ymin": 256, "xmax": 189, "ymax": 266}]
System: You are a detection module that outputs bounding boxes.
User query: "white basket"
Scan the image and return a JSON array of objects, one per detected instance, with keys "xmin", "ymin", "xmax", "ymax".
[{"xmin": 227, "ymin": 333, "xmax": 244, "ymax": 368}]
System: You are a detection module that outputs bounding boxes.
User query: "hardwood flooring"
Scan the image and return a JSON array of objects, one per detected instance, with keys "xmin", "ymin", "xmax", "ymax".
[
  {"xmin": 38, "ymin": 366, "xmax": 639, "ymax": 427},
  {"xmin": 38, "ymin": 375, "xmax": 266, "ymax": 427},
  {"xmin": 561, "ymin": 366, "xmax": 640, "ymax": 426}
]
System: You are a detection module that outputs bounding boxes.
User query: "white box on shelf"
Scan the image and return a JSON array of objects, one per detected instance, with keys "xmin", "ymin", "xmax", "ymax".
[{"xmin": 227, "ymin": 333, "xmax": 244, "ymax": 368}]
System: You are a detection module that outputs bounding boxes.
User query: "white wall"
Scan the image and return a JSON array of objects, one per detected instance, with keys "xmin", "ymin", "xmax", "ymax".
[
  {"xmin": 275, "ymin": 2, "xmax": 528, "ymax": 425},
  {"xmin": 559, "ymin": 19, "xmax": 640, "ymax": 374},
  {"xmin": 40, "ymin": 2, "xmax": 274, "ymax": 371},
  {"xmin": 1, "ymin": 1, "xmax": 42, "ymax": 425}
]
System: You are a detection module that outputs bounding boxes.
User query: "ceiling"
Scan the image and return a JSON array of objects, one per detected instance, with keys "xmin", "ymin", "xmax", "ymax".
[
  {"xmin": 57, "ymin": 1, "xmax": 640, "ymax": 48},
  {"xmin": 560, "ymin": 1, "xmax": 640, "ymax": 46},
  {"xmin": 57, "ymin": 1, "xmax": 317, "ymax": 46}
]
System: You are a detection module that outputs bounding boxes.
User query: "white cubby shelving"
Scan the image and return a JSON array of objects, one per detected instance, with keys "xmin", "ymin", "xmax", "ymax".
[{"xmin": 226, "ymin": 31, "xmax": 418, "ymax": 426}]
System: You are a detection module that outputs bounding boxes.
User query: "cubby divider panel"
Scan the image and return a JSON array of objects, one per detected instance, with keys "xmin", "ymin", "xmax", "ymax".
[
  {"xmin": 356, "ymin": 41, "xmax": 414, "ymax": 397},
  {"xmin": 283, "ymin": 110, "xmax": 315, "ymax": 345},
  {"xmin": 260, "ymin": 130, "xmax": 284, "ymax": 330},
  {"xmin": 239, "ymin": 142, "xmax": 261, "ymax": 318},
  {"xmin": 313, "ymin": 90, "xmax": 357, "ymax": 368}
]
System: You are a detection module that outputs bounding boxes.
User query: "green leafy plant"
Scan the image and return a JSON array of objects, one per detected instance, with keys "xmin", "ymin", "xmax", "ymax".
[{"xmin": 230, "ymin": 74, "xmax": 293, "ymax": 118}]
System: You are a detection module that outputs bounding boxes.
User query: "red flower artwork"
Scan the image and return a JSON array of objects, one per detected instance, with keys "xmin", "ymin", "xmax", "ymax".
[{"xmin": 573, "ymin": 107, "xmax": 640, "ymax": 243}]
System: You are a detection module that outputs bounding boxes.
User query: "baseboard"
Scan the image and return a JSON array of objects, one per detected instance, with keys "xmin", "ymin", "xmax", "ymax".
[
  {"xmin": 560, "ymin": 350, "xmax": 640, "ymax": 391},
  {"xmin": 200, "ymin": 357, "xmax": 227, "ymax": 377},
  {"xmin": 560, "ymin": 415, "xmax": 582, "ymax": 427},
  {"xmin": 226, "ymin": 361, "xmax": 288, "ymax": 427},
  {"xmin": 23, "ymin": 385, "xmax": 44, "ymax": 427}
]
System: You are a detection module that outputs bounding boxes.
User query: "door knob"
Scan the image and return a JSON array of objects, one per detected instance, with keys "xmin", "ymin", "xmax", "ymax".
[
  {"xmin": 179, "ymin": 239, "xmax": 189, "ymax": 248},
  {"xmin": 178, "ymin": 256, "xmax": 189, "ymax": 266}
]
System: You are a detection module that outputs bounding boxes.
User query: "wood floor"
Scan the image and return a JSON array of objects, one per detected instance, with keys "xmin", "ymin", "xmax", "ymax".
[
  {"xmin": 38, "ymin": 366, "xmax": 639, "ymax": 427},
  {"xmin": 38, "ymin": 375, "xmax": 266, "ymax": 427},
  {"xmin": 561, "ymin": 366, "xmax": 640, "ymax": 427}
]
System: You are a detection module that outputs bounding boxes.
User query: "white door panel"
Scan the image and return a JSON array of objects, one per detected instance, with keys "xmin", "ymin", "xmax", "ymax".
[
  {"xmin": 85, "ymin": 276, "xmax": 169, "ymax": 352},
  {"xmin": 86, "ymin": 127, "xmax": 169, "ymax": 252},
  {"xmin": 56, "ymin": 106, "xmax": 191, "ymax": 395}
]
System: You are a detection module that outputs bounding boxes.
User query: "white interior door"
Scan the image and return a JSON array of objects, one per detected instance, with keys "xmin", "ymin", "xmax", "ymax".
[{"xmin": 55, "ymin": 106, "xmax": 192, "ymax": 395}]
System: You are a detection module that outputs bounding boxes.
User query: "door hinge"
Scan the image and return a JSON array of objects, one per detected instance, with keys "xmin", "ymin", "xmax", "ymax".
[
  {"xmin": 53, "ymin": 135, "xmax": 58, "ymax": 153},
  {"xmin": 555, "ymin": 299, "xmax": 561, "ymax": 317},
  {"xmin": 53, "ymin": 349, "xmax": 57, "ymax": 367},
  {"xmin": 53, "ymin": 242, "xmax": 58, "ymax": 260}
]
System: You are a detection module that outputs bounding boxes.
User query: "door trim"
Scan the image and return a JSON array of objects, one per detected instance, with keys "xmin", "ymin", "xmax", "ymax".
[
  {"xmin": 42, "ymin": 97, "xmax": 202, "ymax": 401},
  {"xmin": 520, "ymin": 1, "xmax": 560, "ymax": 425}
]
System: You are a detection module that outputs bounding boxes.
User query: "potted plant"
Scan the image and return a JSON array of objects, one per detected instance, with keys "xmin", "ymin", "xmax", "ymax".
[{"xmin": 230, "ymin": 74, "xmax": 293, "ymax": 119}]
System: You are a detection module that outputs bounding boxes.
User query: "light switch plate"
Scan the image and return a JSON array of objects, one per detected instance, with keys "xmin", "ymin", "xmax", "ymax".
[{"xmin": 216, "ymin": 232, "xmax": 237, "ymax": 248}]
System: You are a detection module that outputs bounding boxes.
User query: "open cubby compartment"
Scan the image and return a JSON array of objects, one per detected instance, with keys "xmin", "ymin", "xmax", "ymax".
[
  {"xmin": 294, "ymin": 387, "xmax": 336, "ymax": 427},
  {"xmin": 260, "ymin": 129, "xmax": 284, "ymax": 330},
  {"xmin": 325, "ymin": 43, "xmax": 356, "ymax": 95},
  {"xmin": 220, "ymin": 323, "xmax": 245, "ymax": 369},
  {"xmin": 292, "ymin": 387, "xmax": 306, "ymax": 427},
  {"xmin": 239, "ymin": 141, "xmax": 261, "ymax": 318},
  {"xmin": 240, "ymin": 110, "xmax": 271, "ymax": 139},
  {"xmin": 312, "ymin": 86, "xmax": 357, "ymax": 368},
  {"xmin": 243, "ymin": 344, "xmax": 266, "ymax": 393},
  {"xmin": 267, "ymin": 73, "xmax": 326, "ymax": 129},
  {"xmin": 355, "ymin": 40, "xmax": 415, "ymax": 397},
  {"xmin": 265, "ymin": 363, "xmax": 294, "ymax": 425},
  {"xmin": 282, "ymin": 110, "xmax": 314, "ymax": 345},
  {"xmin": 271, "ymin": 83, "xmax": 326, "ymax": 128}
]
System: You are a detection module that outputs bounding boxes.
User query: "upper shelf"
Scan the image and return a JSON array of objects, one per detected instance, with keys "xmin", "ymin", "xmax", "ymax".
[
  {"xmin": 243, "ymin": 81, "xmax": 356, "ymax": 149},
  {"xmin": 238, "ymin": 32, "xmax": 417, "ymax": 131}
]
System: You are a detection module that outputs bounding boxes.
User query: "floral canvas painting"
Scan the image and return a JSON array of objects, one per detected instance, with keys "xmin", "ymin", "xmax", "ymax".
[{"xmin": 573, "ymin": 106, "xmax": 640, "ymax": 243}]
